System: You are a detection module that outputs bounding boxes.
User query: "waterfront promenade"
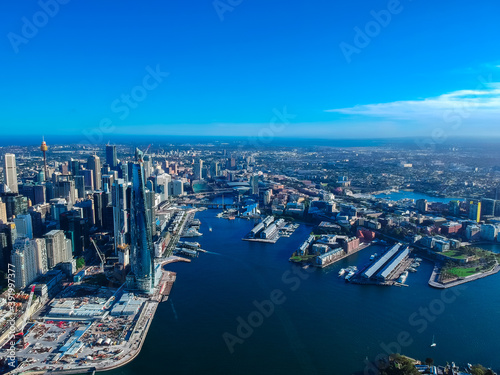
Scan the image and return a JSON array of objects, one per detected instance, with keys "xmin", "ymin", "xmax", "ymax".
[{"xmin": 428, "ymin": 263, "xmax": 500, "ymax": 289}]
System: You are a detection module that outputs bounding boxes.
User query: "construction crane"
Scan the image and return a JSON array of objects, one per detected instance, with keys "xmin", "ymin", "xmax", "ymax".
[
  {"xmin": 90, "ymin": 237, "xmax": 106, "ymax": 273},
  {"xmin": 15, "ymin": 284, "xmax": 36, "ymax": 348}
]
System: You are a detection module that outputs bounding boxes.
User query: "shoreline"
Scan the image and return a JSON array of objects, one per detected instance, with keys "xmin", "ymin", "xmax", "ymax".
[{"xmin": 428, "ymin": 263, "xmax": 500, "ymax": 289}]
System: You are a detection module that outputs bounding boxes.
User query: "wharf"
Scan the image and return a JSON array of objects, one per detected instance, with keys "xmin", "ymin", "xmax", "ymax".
[{"xmin": 315, "ymin": 242, "xmax": 371, "ymax": 268}]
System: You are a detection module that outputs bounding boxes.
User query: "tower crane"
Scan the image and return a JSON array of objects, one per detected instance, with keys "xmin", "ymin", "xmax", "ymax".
[{"xmin": 90, "ymin": 237, "xmax": 106, "ymax": 273}]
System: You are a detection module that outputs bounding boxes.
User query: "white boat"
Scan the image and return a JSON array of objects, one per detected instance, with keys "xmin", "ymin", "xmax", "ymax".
[
  {"xmin": 398, "ymin": 271, "xmax": 409, "ymax": 283},
  {"xmin": 415, "ymin": 258, "xmax": 422, "ymax": 262},
  {"xmin": 338, "ymin": 268, "xmax": 346, "ymax": 276},
  {"xmin": 209, "ymin": 226, "xmax": 213, "ymax": 232},
  {"xmin": 430, "ymin": 335, "xmax": 436, "ymax": 347},
  {"xmin": 369, "ymin": 253, "xmax": 377, "ymax": 261},
  {"xmin": 407, "ymin": 267, "xmax": 417, "ymax": 273},
  {"xmin": 345, "ymin": 271, "xmax": 355, "ymax": 281}
]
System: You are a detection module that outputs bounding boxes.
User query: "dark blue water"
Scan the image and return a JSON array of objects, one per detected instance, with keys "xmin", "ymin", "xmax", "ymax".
[
  {"xmin": 374, "ymin": 191, "xmax": 463, "ymax": 203},
  {"xmin": 105, "ymin": 210, "xmax": 500, "ymax": 375}
]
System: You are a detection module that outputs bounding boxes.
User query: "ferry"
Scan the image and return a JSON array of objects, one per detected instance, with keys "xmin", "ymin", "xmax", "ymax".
[
  {"xmin": 182, "ymin": 228, "xmax": 203, "ymax": 237},
  {"xmin": 338, "ymin": 268, "xmax": 346, "ymax": 276}
]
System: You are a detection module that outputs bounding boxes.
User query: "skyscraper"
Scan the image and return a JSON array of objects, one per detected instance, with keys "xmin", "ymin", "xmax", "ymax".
[
  {"xmin": 112, "ymin": 178, "xmax": 129, "ymax": 255},
  {"xmin": 469, "ymin": 201, "xmax": 482, "ymax": 223},
  {"xmin": 3, "ymin": 153, "xmax": 18, "ymax": 194},
  {"xmin": 194, "ymin": 159, "xmax": 203, "ymax": 180},
  {"xmin": 0, "ymin": 198, "xmax": 7, "ymax": 224},
  {"xmin": 44, "ymin": 229, "xmax": 72, "ymax": 268},
  {"xmin": 14, "ymin": 214, "xmax": 33, "ymax": 239},
  {"xmin": 87, "ymin": 155, "xmax": 102, "ymax": 191},
  {"xmin": 12, "ymin": 237, "xmax": 38, "ymax": 289},
  {"xmin": 250, "ymin": 174, "xmax": 259, "ymax": 195},
  {"xmin": 106, "ymin": 144, "xmax": 118, "ymax": 169},
  {"xmin": 129, "ymin": 158, "xmax": 155, "ymax": 293}
]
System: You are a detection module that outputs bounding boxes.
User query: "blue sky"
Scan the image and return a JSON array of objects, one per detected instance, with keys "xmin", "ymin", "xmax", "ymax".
[{"xmin": 1, "ymin": 0, "xmax": 500, "ymax": 140}]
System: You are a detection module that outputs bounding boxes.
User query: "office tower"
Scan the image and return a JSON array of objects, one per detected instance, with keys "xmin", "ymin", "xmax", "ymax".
[
  {"xmin": 92, "ymin": 192, "xmax": 103, "ymax": 228},
  {"xmin": 481, "ymin": 198, "xmax": 496, "ymax": 217},
  {"xmin": 58, "ymin": 179, "xmax": 76, "ymax": 205},
  {"xmin": 264, "ymin": 189, "xmax": 273, "ymax": 206},
  {"xmin": 70, "ymin": 159, "xmax": 80, "ymax": 176},
  {"xmin": 12, "ymin": 237, "xmax": 38, "ymax": 289},
  {"xmin": 106, "ymin": 144, "xmax": 118, "ymax": 169},
  {"xmin": 59, "ymin": 162, "xmax": 69, "ymax": 175},
  {"xmin": 102, "ymin": 174, "xmax": 115, "ymax": 193},
  {"xmin": 250, "ymin": 174, "xmax": 259, "ymax": 195},
  {"xmin": 112, "ymin": 179, "xmax": 129, "ymax": 255},
  {"xmin": 33, "ymin": 184, "xmax": 46, "ymax": 205},
  {"xmin": 230, "ymin": 156, "xmax": 236, "ymax": 169},
  {"xmin": 3, "ymin": 153, "xmax": 18, "ymax": 194},
  {"xmin": 4, "ymin": 193, "xmax": 28, "ymax": 219},
  {"xmin": 40, "ymin": 138, "xmax": 48, "ymax": 181},
  {"xmin": 120, "ymin": 161, "xmax": 129, "ymax": 183},
  {"xmin": 82, "ymin": 169, "xmax": 94, "ymax": 191},
  {"xmin": 60, "ymin": 210, "xmax": 88, "ymax": 256},
  {"xmin": 14, "ymin": 214, "xmax": 33, "ymax": 239},
  {"xmin": 173, "ymin": 180, "xmax": 184, "ymax": 196},
  {"xmin": 469, "ymin": 201, "xmax": 481, "ymax": 223},
  {"xmin": 129, "ymin": 161, "xmax": 155, "ymax": 293},
  {"xmin": 416, "ymin": 199, "xmax": 428, "ymax": 213},
  {"xmin": 44, "ymin": 229, "xmax": 72, "ymax": 268},
  {"xmin": 75, "ymin": 198, "xmax": 95, "ymax": 226},
  {"xmin": 87, "ymin": 154, "xmax": 102, "ymax": 191},
  {"xmin": 74, "ymin": 175, "xmax": 85, "ymax": 199},
  {"xmin": 155, "ymin": 173, "xmax": 171, "ymax": 201},
  {"xmin": 0, "ymin": 198, "xmax": 6, "ymax": 224},
  {"xmin": 194, "ymin": 159, "xmax": 203, "ymax": 180},
  {"xmin": 210, "ymin": 161, "xmax": 220, "ymax": 178},
  {"xmin": 33, "ymin": 238, "xmax": 48, "ymax": 275},
  {"xmin": 143, "ymin": 155, "xmax": 152, "ymax": 180}
]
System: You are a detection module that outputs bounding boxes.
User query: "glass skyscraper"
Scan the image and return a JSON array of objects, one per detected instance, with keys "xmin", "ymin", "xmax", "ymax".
[{"xmin": 129, "ymin": 158, "xmax": 155, "ymax": 294}]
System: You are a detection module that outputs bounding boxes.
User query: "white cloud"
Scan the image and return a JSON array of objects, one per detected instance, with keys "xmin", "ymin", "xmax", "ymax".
[{"xmin": 326, "ymin": 83, "xmax": 500, "ymax": 123}]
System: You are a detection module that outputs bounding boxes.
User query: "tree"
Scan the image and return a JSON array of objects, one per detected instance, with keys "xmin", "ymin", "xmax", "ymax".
[{"xmin": 425, "ymin": 358, "xmax": 434, "ymax": 366}]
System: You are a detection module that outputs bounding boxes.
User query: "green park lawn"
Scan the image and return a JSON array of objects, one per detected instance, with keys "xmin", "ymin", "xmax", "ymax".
[{"xmin": 448, "ymin": 267, "xmax": 479, "ymax": 277}]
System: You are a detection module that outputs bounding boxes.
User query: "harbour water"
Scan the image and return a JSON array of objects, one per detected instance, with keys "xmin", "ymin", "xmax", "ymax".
[
  {"xmin": 374, "ymin": 191, "xmax": 463, "ymax": 203},
  {"xmin": 105, "ymin": 210, "xmax": 500, "ymax": 375}
]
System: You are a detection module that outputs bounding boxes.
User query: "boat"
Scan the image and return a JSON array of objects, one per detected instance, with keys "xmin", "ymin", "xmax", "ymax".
[
  {"xmin": 345, "ymin": 271, "xmax": 355, "ymax": 281},
  {"xmin": 369, "ymin": 253, "xmax": 378, "ymax": 261},
  {"xmin": 407, "ymin": 267, "xmax": 417, "ymax": 273},
  {"xmin": 338, "ymin": 268, "xmax": 346, "ymax": 276},
  {"xmin": 209, "ymin": 226, "xmax": 213, "ymax": 232},
  {"xmin": 302, "ymin": 265, "xmax": 310, "ymax": 270},
  {"xmin": 430, "ymin": 335, "xmax": 436, "ymax": 347},
  {"xmin": 415, "ymin": 258, "xmax": 422, "ymax": 262},
  {"xmin": 398, "ymin": 271, "xmax": 409, "ymax": 283},
  {"xmin": 182, "ymin": 228, "xmax": 203, "ymax": 237}
]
